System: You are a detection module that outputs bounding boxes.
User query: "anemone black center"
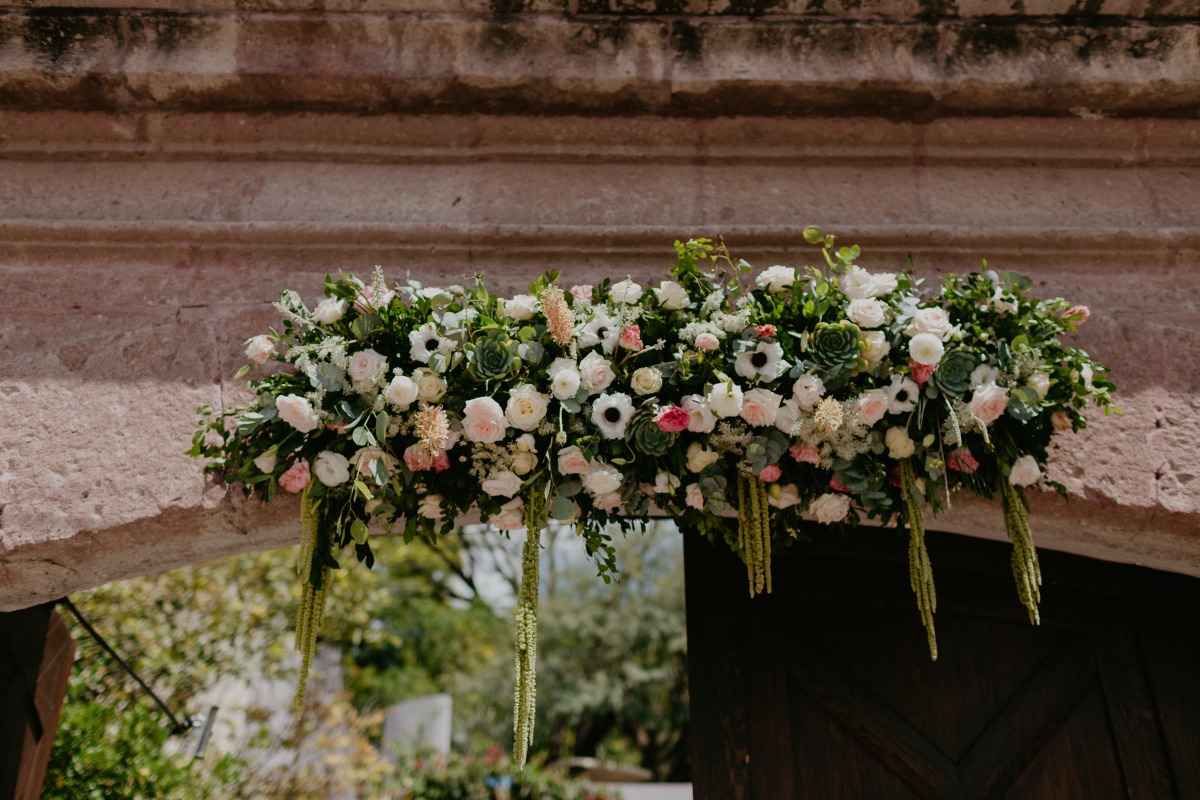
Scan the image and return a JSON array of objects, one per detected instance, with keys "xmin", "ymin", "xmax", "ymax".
[
  {"xmin": 604, "ymin": 407, "xmax": 622, "ymax": 423},
  {"xmin": 597, "ymin": 327, "xmax": 609, "ymax": 339},
  {"xmin": 751, "ymin": 352, "xmax": 769, "ymax": 368},
  {"xmin": 426, "ymin": 339, "xmax": 440, "ymax": 351}
]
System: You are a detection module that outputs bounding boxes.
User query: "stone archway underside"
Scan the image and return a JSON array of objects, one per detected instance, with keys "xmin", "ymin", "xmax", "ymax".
[{"xmin": 1, "ymin": 2, "xmax": 1198, "ymax": 611}]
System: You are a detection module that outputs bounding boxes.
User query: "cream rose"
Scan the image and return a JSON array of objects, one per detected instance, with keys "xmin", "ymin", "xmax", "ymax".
[
  {"xmin": 245, "ymin": 335, "xmax": 275, "ymax": 365},
  {"xmin": 610, "ymin": 279, "xmax": 644, "ymax": 304},
  {"xmin": 347, "ymin": 348, "xmax": 388, "ymax": 384},
  {"xmin": 313, "ymin": 451, "xmax": 350, "ymax": 486},
  {"xmin": 756, "ymin": 265, "xmax": 797, "ymax": 293},
  {"xmin": 740, "ymin": 388, "xmax": 782, "ymax": 428},
  {"xmin": 885, "ymin": 426, "xmax": 916, "ymax": 459},
  {"xmin": 491, "ymin": 498, "xmax": 525, "ymax": 530},
  {"xmin": 504, "ymin": 294, "xmax": 539, "ymax": 321},
  {"xmin": 461, "ymin": 396, "xmax": 507, "ymax": 443},
  {"xmin": 775, "ymin": 399, "xmax": 801, "ymax": 435},
  {"xmin": 557, "ymin": 446, "xmax": 592, "ymax": 475},
  {"xmin": 386, "ymin": 375, "xmax": 419, "ymax": 409},
  {"xmin": 631, "ymin": 367, "xmax": 663, "ymax": 396},
  {"xmin": 695, "ymin": 332, "xmax": 720, "ymax": 351},
  {"xmin": 686, "ymin": 442, "xmax": 719, "ymax": 473},
  {"xmin": 968, "ymin": 382, "xmax": 1010, "ymax": 424},
  {"xmin": 312, "ymin": 297, "xmax": 346, "ymax": 324},
  {"xmin": 1027, "ymin": 372, "xmax": 1051, "ymax": 400},
  {"xmin": 511, "ymin": 450, "xmax": 537, "ymax": 476},
  {"xmin": 685, "ymin": 483, "xmax": 705, "ymax": 511},
  {"xmin": 592, "ymin": 491, "xmax": 623, "ymax": 513},
  {"xmin": 582, "ymin": 463, "xmax": 623, "ymax": 495},
  {"xmin": 1009, "ymin": 455, "xmax": 1042, "ymax": 487},
  {"xmin": 809, "ymin": 492, "xmax": 850, "ymax": 524},
  {"xmin": 505, "ymin": 384, "xmax": 549, "ymax": 431},
  {"xmin": 276, "ymin": 395, "xmax": 321, "ymax": 433},
  {"xmin": 768, "ymin": 484, "xmax": 801, "ymax": 510},
  {"xmin": 846, "ymin": 298, "xmax": 886, "ymax": 329},
  {"xmin": 655, "ymin": 280, "xmax": 689, "ymax": 310},
  {"xmin": 413, "ymin": 368, "xmax": 447, "ymax": 402},
  {"xmin": 906, "ymin": 307, "xmax": 956, "ymax": 341},
  {"xmin": 862, "ymin": 331, "xmax": 889, "ymax": 366},
  {"xmin": 482, "ymin": 470, "xmax": 523, "ymax": 498},
  {"xmin": 579, "ymin": 351, "xmax": 615, "ymax": 395},
  {"xmin": 855, "ymin": 388, "xmax": 890, "ymax": 427}
]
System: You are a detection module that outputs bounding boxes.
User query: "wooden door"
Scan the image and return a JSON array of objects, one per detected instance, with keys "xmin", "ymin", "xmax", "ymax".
[{"xmin": 685, "ymin": 529, "xmax": 1200, "ymax": 800}]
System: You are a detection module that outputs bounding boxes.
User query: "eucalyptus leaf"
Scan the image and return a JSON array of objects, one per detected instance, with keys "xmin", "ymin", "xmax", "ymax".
[
  {"xmin": 557, "ymin": 480, "xmax": 583, "ymax": 498},
  {"xmin": 550, "ymin": 496, "xmax": 576, "ymax": 521},
  {"xmin": 350, "ymin": 519, "xmax": 369, "ymax": 545}
]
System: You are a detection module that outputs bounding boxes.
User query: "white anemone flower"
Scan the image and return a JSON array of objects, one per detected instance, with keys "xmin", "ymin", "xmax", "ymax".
[
  {"xmin": 577, "ymin": 308, "xmax": 620, "ymax": 354},
  {"xmin": 885, "ymin": 374, "xmax": 920, "ymax": 414},
  {"xmin": 408, "ymin": 322, "xmax": 455, "ymax": 365},
  {"xmin": 591, "ymin": 392, "xmax": 636, "ymax": 439},
  {"xmin": 734, "ymin": 341, "xmax": 789, "ymax": 382}
]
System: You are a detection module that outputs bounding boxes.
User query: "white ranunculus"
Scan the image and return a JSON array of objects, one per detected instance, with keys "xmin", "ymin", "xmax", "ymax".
[
  {"xmin": 1027, "ymin": 372, "xmax": 1051, "ymax": 400},
  {"xmin": 862, "ymin": 330, "xmax": 889, "ymax": 366},
  {"xmin": 683, "ymin": 394, "xmax": 717, "ymax": 433},
  {"xmin": 768, "ymin": 483, "xmax": 801, "ymax": 509},
  {"xmin": 909, "ymin": 333, "xmax": 945, "ymax": 366},
  {"xmin": 685, "ymin": 483, "xmax": 705, "ymax": 510},
  {"xmin": 846, "ymin": 298, "xmax": 887, "ymax": 329},
  {"xmin": 385, "ymin": 375, "xmax": 419, "ymax": 409},
  {"xmin": 740, "ymin": 388, "xmax": 782, "ymax": 428},
  {"xmin": 312, "ymin": 297, "xmax": 347, "ymax": 324},
  {"xmin": 276, "ymin": 395, "xmax": 321, "ymax": 433},
  {"xmin": 550, "ymin": 367, "xmax": 581, "ymax": 400},
  {"xmin": 906, "ymin": 307, "xmax": 956, "ymax": 341},
  {"xmin": 505, "ymin": 384, "xmax": 550, "ymax": 431},
  {"xmin": 461, "ymin": 396, "xmax": 507, "ymax": 443},
  {"xmin": 968, "ymin": 382, "xmax": 1010, "ymax": 424},
  {"xmin": 504, "ymin": 294, "xmax": 539, "ymax": 321},
  {"xmin": 610, "ymin": 279, "xmax": 644, "ymax": 304},
  {"xmin": 253, "ymin": 449, "xmax": 278, "ymax": 473},
  {"xmin": 885, "ymin": 374, "xmax": 920, "ymax": 414},
  {"xmin": 756, "ymin": 265, "xmax": 797, "ymax": 293},
  {"xmin": 557, "ymin": 446, "xmax": 592, "ymax": 475},
  {"xmin": 855, "ymin": 388, "xmax": 890, "ymax": 427},
  {"xmin": 655, "ymin": 280, "xmax": 690, "ymax": 310},
  {"xmin": 482, "ymin": 470, "xmax": 523, "ymax": 498},
  {"xmin": 491, "ymin": 497, "xmax": 525, "ymax": 530},
  {"xmin": 706, "ymin": 377, "xmax": 744, "ymax": 418},
  {"xmin": 579, "ymin": 351, "xmax": 616, "ymax": 395},
  {"xmin": 971, "ymin": 363, "xmax": 1001, "ymax": 388},
  {"xmin": 631, "ymin": 366, "xmax": 663, "ymax": 396},
  {"xmin": 885, "ymin": 426, "xmax": 916, "ymax": 459},
  {"xmin": 245, "ymin": 335, "xmax": 275, "ymax": 365},
  {"xmin": 1009, "ymin": 455, "xmax": 1042, "ymax": 487},
  {"xmin": 418, "ymin": 494, "xmax": 444, "ymax": 522},
  {"xmin": 792, "ymin": 374, "xmax": 826, "ymax": 411},
  {"xmin": 809, "ymin": 492, "xmax": 851, "ymax": 524},
  {"xmin": 582, "ymin": 463, "xmax": 623, "ymax": 495},
  {"xmin": 511, "ymin": 450, "xmax": 537, "ymax": 476},
  {"xmin": 591, "ymin": 392, "xmax": 635, "ymax": 439},
  {"xmin": 313, "ymin": 451, "xmax": 351, "ymax": 486},
  {"xmin": 686, "ymin": 442, "xmax": 719, "ymax": 473},
  {"xmin": 412, "ymin": 368, "xmax": 447, "ymax": 402}
]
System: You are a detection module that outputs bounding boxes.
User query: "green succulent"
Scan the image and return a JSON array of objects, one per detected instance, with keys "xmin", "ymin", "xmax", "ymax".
[
  {"xmin": 934, "ymin": 348, "xmax": 977, "ymax": 398},
  {"xmin": 625, "ymin": 407, "xmax": 676, "ymax": 456},
  {"xmin": 467, "ymin": 332, "xmax": 518, "ymax": 381},
  {"xmin": 811, "ymin": 320, "xmax": 866, "ymax": 376}
]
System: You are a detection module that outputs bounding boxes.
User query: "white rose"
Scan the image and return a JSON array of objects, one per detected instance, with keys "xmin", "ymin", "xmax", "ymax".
[
  {"xmin": 683, "ymin": 394, "xmax": 717, "ymax": 434},
  {"xmin": 313, "ymin": 451, "xmax": 350, "ymax": 486},
  {"xmin": 809, "ymin": 492, "xmax": 851, "ymax": 524},
  {"xmin": 654, "ymin": 280, "xmax": 689, "ymax": 310},
  {"xmin": 413, "ymin": 368, "xmax": 447, "ymax": 402},
  {"xmin": 579, "ymin": 351, "xmax": 616, "ymax": 395},
  {"xmin": 253, "ymin": 449, "xmax": 278, "ymax": 473},
  {"xmin": 971, "ymin": 364, "xmax": 1001, "ymax": 388},
  {"xmin": 631, "ymin": 367, "xmax": 663, "ymax": 396},
  {"xmin": 706, "ymin": 377, "xmax": 744, "ymax": 418},
  {"xmin": 756, "ymin": 265, "xmax": 797, "ymax": 293},
  {"xmin": 846, "ymin": 298, "xmax": 886, "ymax": 329},
  {"xmin": 1009, "ymin": 455, "xmax": 1042, "ymax": 487},
  {"xmin": 686, "ymin": 442, "xmax": 719, "ymax": 473},
  {"xmin": 491, "ymin": 498, "xmax": 525, "ymax": 530},
  {"xmin": 906, "ymin": 307, "xmax": 955, "ymax": 341},
  {"xmin": 653, "ymin": 472, "xmax": 681, "ymax": 495},
  {"xmin": 909, "ymin": 333, "xmax": 945, "ymax": 366},
  {"xmin": 775, "ymin": 399, "xmax": 801, "ymax": 435},
  {"xmin": 968, "ymin": 382, "xmax": 1010, "ymax": 424},
  {"xmin": 245, "ymin": 335, "xmax": 275, "ymax": 365},
  {"xmin": 511, "ymin": 450, "xmax": 537, "ymax": 476},
  {"xmin": 855, "ymin": 389, "xmax": 890, "ymax": 427},
  {"xmin": 610, "ymin": 279, "xmax": 644, "ymax": 304},
  {"xmin": 276, "ymin": 395, "xmax": 321, "ymax": 433},
  {"xmin": 312, "ymin": 297, "xmax": 346, "ymax": 324},
  {"xmin": 461, "ymin": 396, "xmax": 507, "ymax": 443},
  {"xmin": 582, "ymin": 463, "xmax": 623, "ymax": 496},
  {"xmin": 768, "ymin": 483, "xmax": 801, "ymax": 510},
  {"xmin": 1081, "ymin": 363, "xmax": 1094, "ymax": 390},
  {"xmin": 840, "ymin": 266, "xmax": 877, "ymax": 300},
  {"xmin": 504, "ymin": 294, "xmax": 539, "ymax": 321},
  {"xmin": 347, "ymin": 348, "xmax": 388, "ymax": 384},
  {"xmin": 505, "ymin": 384, "xmax": 549, "ymax": 431},
  {"xmin": 557, "ymin": 446, "xmax": 592, "ymax": 475},
  {"xmin": 482, "ymin": 470, "xmax": 523, "ymax": 498},
  {"xmin": 862, "ymin": 331, "xmax": 889, "ymax": 366},
  {"xmin": 685, "ymin": 483, "xmax": 705, "ymax": 510},
  {"xmin": 385, "ymin": 375, "xmax": 419, "ymax": 409},
  {"xmin": 418, "ymin": 494, "xmax": 444, "ymax": 522},
  {"xmin": 741, "ymin": 388, "xmax": 782, "ymax": 428},
  {"xmin": 885, "ymin": 426, "xmax": 916, "ymax": 459},
  {"xmin": 1027, "ymin": 372, "xmax": 1051, "ymax": 400},
  {"xmin": 792, "ymin": 374, "xmax": 826, "ymax": 411}
]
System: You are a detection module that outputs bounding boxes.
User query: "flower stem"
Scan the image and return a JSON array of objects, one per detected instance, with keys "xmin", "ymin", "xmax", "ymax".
[{"xmin": 900, "ymin": 460, "xmax": 937, "ymax": 661}]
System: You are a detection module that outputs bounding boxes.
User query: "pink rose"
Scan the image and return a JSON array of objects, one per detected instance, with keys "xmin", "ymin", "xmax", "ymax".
[
  {"xmin": 431, "ymin": 451, "xmax": 450, "ymax": 472},
  {"xmin": 557, "ymin": 446, "xmax": 592, "ymax": 475},
  {"xmin": 491, "ymin": 498, "xmax": 525, "ymax": 530},
  {"xmin": 654, "ymin": 405, "xmax": 691, "ymax": 433},
  {"xmin": 947, "ymin": 447, "xmax": 979, "ymax": 473},
  {"xmin": 404, "ymin": 444, "xmax": 433, "ymax": 472},
  {"xmin": 759, "ymin": 464, "xmax": 782, "ymax": 483},
  {"xmin": 695, "ymin": 332, "xmax": 720, "ymax": 351},
  {"xmin": 855, "ymin": 389, "xmax": 889, "ymax": 427},
  {"xmin": 578, "ymin": 351, "xmax": 615, "ymax": 395},
  {"xmin": 829, "ymin": 476, "xmax": 849, "ymax": 492},
  {"xmin": 910, "ymin": 360, "xmax": 936, "ymax": 387},
  {"xmin": 245, "ymin": 335, "xmax": 275, "ymax": 365},
  {"xmin": 570, "ymin": 284, "xmax": 593, "ymax": 303},
  {"xmin": 278, "ymin": 460, "xmax": 312, "ymax": 493},
  {"xmin": 461, "ymin": 396, "xmax": 507, "ymax": 443},
  {"xmin": 618, "ymin": 325, "xmax": 644, "ymax": 351},
  {"xmin": 685, "ymin": 483, "xmax": 705, "ymax": 511},
  {"xmin": 592, "ymin": 491, "xmax": 624, "ymax": 513},
  {"xmin": 790, "ymin": 442, "xmax": 820, "ymax": 465},
  {"xmin": 1063, "ymin": 305, "xmax": 1090, "ymax": 323},
  {"xmin": 740, "ymin": 388, "xmax": 782, "ymax": 428},
  {"xmin": 968, "ymin": 382, "xmax": 1010, "ymax": 424}
]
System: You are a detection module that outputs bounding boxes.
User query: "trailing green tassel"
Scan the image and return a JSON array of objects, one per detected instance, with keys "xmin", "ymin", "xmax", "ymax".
[
  {"xmin": 737, "ymin": 473, "xmax": 772, "ymax": 597},
  {"xmin": 1001, "ymin": 480, "xmax": 1042, "ymax": 625},
  {"xmin": 900, "ymin": 460, "xmax": 937, "ymax": 661},
  {"xmin": 513, "ymin": 477, "xmax": 547, "ymax": 769},
  {"xmin": 293, "ymin": 488, "xmax": 331, "ymax": 713}
]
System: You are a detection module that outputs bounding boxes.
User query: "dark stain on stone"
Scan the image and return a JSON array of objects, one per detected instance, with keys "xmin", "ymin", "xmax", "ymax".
[
  {"xmin": 22, "ymin": 8, "xmax": 120, "ymax": 66},
  {"xmin": 1067, "ymin": 0, "xmax": 1106, "ymax": 15},
  {"xmin": 804, "ymin": 0, "xmax": 826, "ymax": 12},
  {"xmin": 953, "ymin": 21, "xmax": 1023, "ymax": 59},
  {"xmin": 481, "ymin": 22, "xmax": 530, "ymax": 52},
  {"xmin": 126, "ymin": 12, "xmax": 211, "ymax": 52},
  {"xmin": 577, "ymin": 0, "xmax": 687, "ymax": 14},
  {"xmin": 489, "ymin": 0, "xmax": 531, "ymax": 14},
  {"xmin": 669, "ymin": 20, "xmax": 702, "ymax": 59},
  {"xmin": 916, "ymin": 0, "xmax": 959, "ymax": 19},
  {"xmin": 1126, "ymin": 33, "xmax": 1166, "ymax": 60},
  {"xmin": 565, "ymin": 20, "xmax": 631, "ymax": 55},
  {"xmin": 722, "ymin": 0, "xmax": 784, "ymax": 17}
]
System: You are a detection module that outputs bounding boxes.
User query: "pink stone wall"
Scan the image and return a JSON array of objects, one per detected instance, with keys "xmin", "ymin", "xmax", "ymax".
[{"xmin": 1, "ymin": 5, "xmax": 1198, "ymax": 610}]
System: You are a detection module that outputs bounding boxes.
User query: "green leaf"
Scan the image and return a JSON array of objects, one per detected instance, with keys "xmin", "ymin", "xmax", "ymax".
[
  {"xmin": 350, "ymin": 519, "xmax": 369, "ymax": 545},
  {"xmin": 353, "ymin": 479, "xmax": 373, "ymax": 500},
  {"xmin": 374, "ymin": 412, "xmax": 390, "ymax": 443},
  {"xmin": 233, "ymin": 363, "xmax": 252, "ymax": 380}
]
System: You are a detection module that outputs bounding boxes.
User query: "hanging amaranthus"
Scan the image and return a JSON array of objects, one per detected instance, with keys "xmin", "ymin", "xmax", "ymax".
[
  {"xmin": 900, "ymin": 460, "xmax": 937, "ymax": 661},
  {"xmin": 513, "ymin": 476, "xmax": 547, "ymax": 769},
  {"xmin": 737, "ymin": 473, "xmax": 773, "ymax": 597},
  {"xmin": 293, "ymin": 488, "xmax": 332, "ymax": 712},
  {"xmin": 1001, "ymin": 480, "xmax": 1042, "ymax": 625}
]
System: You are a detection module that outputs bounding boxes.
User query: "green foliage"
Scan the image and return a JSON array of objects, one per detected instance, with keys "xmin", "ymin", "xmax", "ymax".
[{"xmin": 394, "ymin": 749, "xmax": 618, "ymax": 800}]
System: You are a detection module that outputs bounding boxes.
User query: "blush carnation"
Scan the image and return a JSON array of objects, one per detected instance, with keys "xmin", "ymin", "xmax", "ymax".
[
  {"xmin": 910, "ymin": 360, "xmax": 937, "ymax": 386},
  {"xmin": 618, "ymin": 325, "xmax": 644, "ymax": 351},
  {"xmin": 654, "ymin": 405, "xmax": 691, "ymax": 433},
  {"xmin": 790, "ymin": 442, "xmax": 820, "ymax": 465},
  {"xmin": 758, "ymin": 464, "xmax": 782, "ymax": 483},
  {"xmin": 947, "ymin": 447, "xmax": 979, "ymax": 473}
]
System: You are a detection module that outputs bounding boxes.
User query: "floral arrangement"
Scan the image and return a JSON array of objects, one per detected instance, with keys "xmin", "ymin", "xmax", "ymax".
[{"xmin": 191, "ymin": 229, "xmax": 1115, "ymax": 766}]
